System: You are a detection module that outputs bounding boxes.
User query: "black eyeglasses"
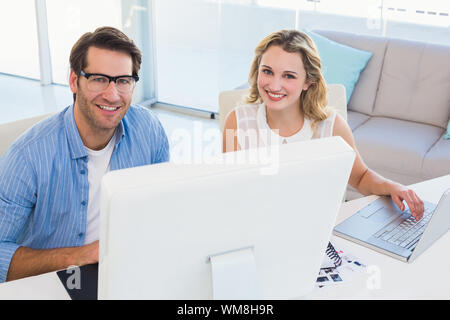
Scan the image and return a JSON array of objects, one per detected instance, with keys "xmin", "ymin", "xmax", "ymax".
[{"xmin": 80, "ymin": 71, "xmax": 139, "ymax": 93}]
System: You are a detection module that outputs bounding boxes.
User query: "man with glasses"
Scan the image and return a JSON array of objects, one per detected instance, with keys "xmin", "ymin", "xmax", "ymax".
[{"xmin": 0, "ymin": 27, "xmax": 169, "ymax": 282}]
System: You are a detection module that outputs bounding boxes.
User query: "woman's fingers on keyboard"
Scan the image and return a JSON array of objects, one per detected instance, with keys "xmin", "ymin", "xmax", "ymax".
[
  {"xmin": 405, "ymin": 190, "xmax": 424, "ymax": 221},
  {"xmin": 411, "ymin": 192, "xmax": 424, "ymax": 220},
  {"xmin": 390, "ymin": 186, "xmax": 424, "ymax": 221}
]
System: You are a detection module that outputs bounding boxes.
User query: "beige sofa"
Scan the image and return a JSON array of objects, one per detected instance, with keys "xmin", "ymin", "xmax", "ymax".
[{"xmin": 313, "ymin": 30, "xmax": 450, "ymax": 198}]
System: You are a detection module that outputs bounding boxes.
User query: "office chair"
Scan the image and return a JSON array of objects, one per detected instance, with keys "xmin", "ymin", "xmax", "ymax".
[{"xmin": 0, "ymin": 113, "xmax": 54, "ymax": 157}]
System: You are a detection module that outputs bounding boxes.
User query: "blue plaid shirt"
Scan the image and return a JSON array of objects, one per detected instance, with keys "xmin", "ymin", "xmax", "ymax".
[{"xmin": 0, "ymin": 104, "xmax": 169, "ymax": 282}]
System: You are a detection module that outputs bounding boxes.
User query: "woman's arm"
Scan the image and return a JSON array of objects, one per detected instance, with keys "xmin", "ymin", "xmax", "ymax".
[
  {"xmin": 222, "ymin": 110, "xmax": 241, "ymax": 153},
  {"xmin": 332, "ymin": 114, "xmax": 424, "ymax": 220}
]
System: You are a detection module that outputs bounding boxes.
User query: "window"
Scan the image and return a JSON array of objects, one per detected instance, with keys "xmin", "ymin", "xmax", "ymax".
[
  {"xmin": 0, "ymin": 0, "xmax": 40, "ymax": 79},
  {"xmin": 46, "ymin": 0, "xmax": 123, "ymax": 85},
  {"xmin": 154, "ymin": 0, "xmax": 296, "ymax": 112},
  {"xmin": 1, "ymin": 0, "xmax": 448, "ymax": 114},
  {"xmin": 154, "ymin": 0, "xmax": 449, "ymax": 112},
  {"xmin": 383, "ymin": 0, "xmax": 450, "ymax": 43}
]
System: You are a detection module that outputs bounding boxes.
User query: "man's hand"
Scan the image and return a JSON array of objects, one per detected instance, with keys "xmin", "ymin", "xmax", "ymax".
[{"xmin": 69, "ymin": 240, "xmax": 99, "ymax": 266}]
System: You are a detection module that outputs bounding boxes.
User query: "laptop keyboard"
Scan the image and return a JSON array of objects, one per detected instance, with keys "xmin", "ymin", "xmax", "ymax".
[{"xmin": 373, "ymin": 206, "xmax": 434, "ymax": 250}]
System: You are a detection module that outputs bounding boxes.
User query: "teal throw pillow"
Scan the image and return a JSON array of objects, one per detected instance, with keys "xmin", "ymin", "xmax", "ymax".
[
  {"xmin": 304, "ymin": 30, "xmax": 373, "ymax": 103},
  {"xmin": 445, "ymin": 120, "xmax": 450, "ymax": 140}
]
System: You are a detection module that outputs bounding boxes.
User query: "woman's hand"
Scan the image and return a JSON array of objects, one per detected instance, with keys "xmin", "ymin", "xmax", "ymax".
[{"xmin": 388, "ymin": 183, "xmax": 424, "ymax": 220}]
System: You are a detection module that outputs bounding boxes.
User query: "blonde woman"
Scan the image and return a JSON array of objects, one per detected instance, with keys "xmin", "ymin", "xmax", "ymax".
[{"xmin": 222, "ymin": 29, "xmax": 424, "ymax": 219}]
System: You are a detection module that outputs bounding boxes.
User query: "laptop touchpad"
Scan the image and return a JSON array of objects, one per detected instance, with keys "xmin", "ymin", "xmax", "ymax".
[
  {"xmin": 361, "ymin": 198, "xmax": 403, "ymax": 224},
  {"xmin": 367, "ymin": 207, "xmax": 399, "ymax": 224}
]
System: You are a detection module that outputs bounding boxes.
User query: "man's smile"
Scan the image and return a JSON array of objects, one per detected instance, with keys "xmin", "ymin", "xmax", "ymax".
[{"xmin": 96, "ymin": 104, "xmax": 121, "ymax": 112}]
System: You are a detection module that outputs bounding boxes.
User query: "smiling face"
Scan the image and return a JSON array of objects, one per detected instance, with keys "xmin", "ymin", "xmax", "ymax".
[
  {"xmin": 70, "ymin": 46, "xmax": 133, "ymax": 142},
  {"xmin": 257, "ymin": 45, "xmax": 310, "ymax": 113}
]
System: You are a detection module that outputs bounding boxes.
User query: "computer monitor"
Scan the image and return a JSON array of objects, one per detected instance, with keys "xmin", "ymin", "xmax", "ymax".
[{"xmin": 98, "ymin": 136, "xmax": 355, "ymax": 299}]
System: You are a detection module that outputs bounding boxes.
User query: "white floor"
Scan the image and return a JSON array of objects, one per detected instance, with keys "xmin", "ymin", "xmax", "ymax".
[{"xmin": 0, "ymin": 74, "xmax": 73, "ymax": 124}]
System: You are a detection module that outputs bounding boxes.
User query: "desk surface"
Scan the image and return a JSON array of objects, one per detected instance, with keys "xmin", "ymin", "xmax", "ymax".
[{"xmin": 0, "ymin": 174, "xmax": 449, "ymax": 300}]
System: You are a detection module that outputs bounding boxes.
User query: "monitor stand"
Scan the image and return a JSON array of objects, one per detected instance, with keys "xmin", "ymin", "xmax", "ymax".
[{"xmin": 209, "ymin": 247, "xmax": 261, "ymax": 299}]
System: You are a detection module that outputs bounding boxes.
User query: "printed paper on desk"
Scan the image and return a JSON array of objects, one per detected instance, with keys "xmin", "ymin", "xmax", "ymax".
[{"xmin": 316, "ymin": 245, "xmax": 366, "ymax": 288}]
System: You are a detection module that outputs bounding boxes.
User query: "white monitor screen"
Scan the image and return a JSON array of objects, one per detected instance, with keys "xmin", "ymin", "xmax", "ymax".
[{"xmin": 98, "ymin": 137, "xmax": 355, "ymax": 299}]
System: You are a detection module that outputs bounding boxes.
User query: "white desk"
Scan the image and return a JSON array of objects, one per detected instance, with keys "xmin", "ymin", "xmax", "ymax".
[
  {"xmin": 307, "ymin": 174, "xmax": 450, "ymax": 300},
  {"xmin": 0, "ymin": 268, "xmax": 70, "ymax": 300},
  {"xmin": 0, "ymin": 174, "xmax": 448, "ymax": 300}
]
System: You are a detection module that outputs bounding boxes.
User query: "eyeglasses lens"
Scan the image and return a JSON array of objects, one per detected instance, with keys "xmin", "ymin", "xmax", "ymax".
[{"xmin": 87, "ymin": 76, "xmax": 135, "ymax": 93}]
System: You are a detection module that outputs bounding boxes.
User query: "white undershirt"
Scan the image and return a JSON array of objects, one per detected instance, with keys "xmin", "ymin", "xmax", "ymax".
[{"xmin": 84, "ymin": 132, "xmax": 117, "ymax": 244}]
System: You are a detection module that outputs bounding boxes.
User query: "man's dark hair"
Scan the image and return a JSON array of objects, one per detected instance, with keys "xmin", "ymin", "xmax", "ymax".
[{"xmin": 69, "ymin": 26, "xmax": 142, "ymax": 101}]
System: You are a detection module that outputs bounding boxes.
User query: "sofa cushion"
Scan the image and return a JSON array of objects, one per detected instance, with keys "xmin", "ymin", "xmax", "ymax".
[
  {"xmin": 352, "ymin": 117, "xmax": 444, "ymax": 179},
  {"xmin": 347, "ymin": 111, "xmax": 370, "ymax": 131},
  {"xmin": 305, "ymin": 30, "xmax": 372, "ymax": 104},
  {"xmin": 314, "ymin": 30, "xmax": 388, "ymax": 116},
  {"xmin": 373, "ymin": 39, "xmax": 450, "ymax": 129},
  {"xmin": 422, "ymin": 134, "xmax": 450, "ymax": 179}
]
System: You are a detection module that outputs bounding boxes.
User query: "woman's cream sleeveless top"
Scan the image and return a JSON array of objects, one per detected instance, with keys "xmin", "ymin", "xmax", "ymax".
[{"xmin": 233, "ymin": 103, "xmax": 337, "ymax": 150}]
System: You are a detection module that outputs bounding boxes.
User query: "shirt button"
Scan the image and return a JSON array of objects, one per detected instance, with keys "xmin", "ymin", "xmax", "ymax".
[
  {"xmin": 78, "ymin": 232, "xmax": 84, "ymax": 238},
  {"xmin": 80, "ymin": 169, "xmax": 86, "ymax": 174},
  {"xmin": 81, "ymin": 200, "xmax": 87, "ymax": 206}
]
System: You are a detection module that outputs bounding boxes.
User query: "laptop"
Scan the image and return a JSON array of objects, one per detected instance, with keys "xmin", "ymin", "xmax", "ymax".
[{"xmin": 333, "ymin": 188, "xmax": 450, "ymax": 262}]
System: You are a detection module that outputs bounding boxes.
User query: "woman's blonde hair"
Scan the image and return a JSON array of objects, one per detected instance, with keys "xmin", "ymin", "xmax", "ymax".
[{"xmin": 247, "ymin": 30, "xmax": 329, "ymax": 129}]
